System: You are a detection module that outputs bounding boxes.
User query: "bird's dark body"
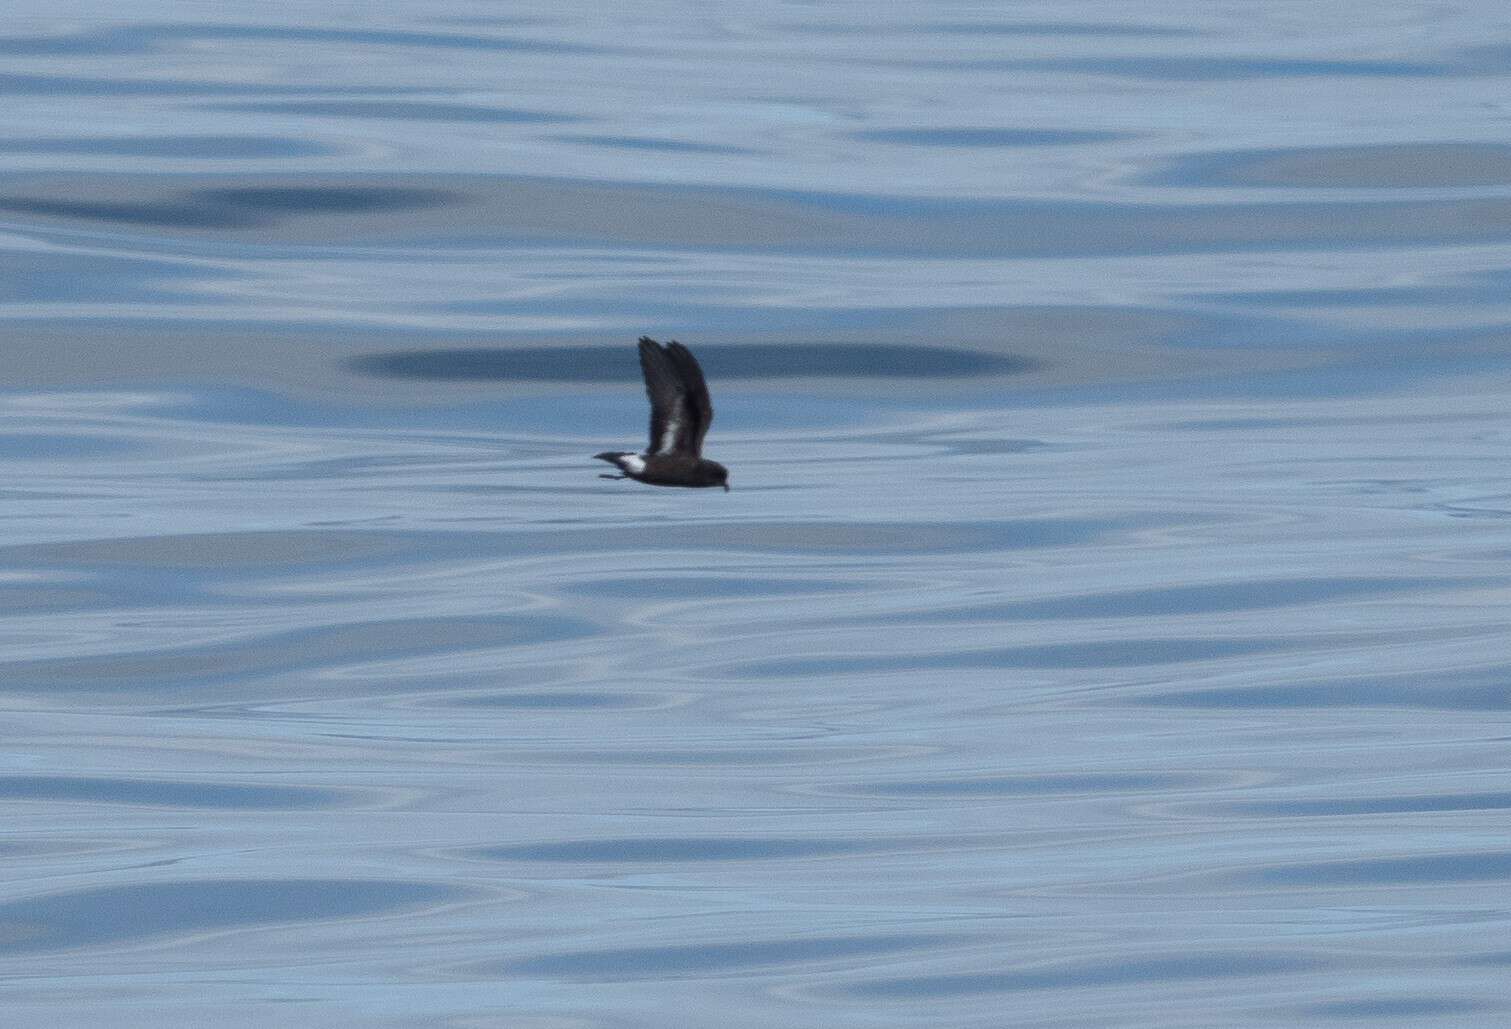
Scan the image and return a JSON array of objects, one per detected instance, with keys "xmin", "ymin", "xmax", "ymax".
[
  {"xmin": 594, "ymin": 338, "xmax": 730, "ymax": 490},
  {"xmin": 593, "ymin": 451, "xmax": 728, "ymax": 488}
]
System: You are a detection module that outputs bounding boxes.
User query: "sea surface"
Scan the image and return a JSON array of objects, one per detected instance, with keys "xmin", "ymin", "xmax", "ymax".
[{"xmin": 4, "ymin": 3, "xmax": 1511, "ymax": 1026}]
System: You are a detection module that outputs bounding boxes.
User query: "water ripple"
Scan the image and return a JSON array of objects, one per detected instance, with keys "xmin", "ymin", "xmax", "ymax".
[
  {"xmin": 0, "ymin": 776, "xmax": 350, "ymax": 809},
  {"xmin": 0, "ymin": 879, "xmax": 463, "ymax": 955},
  {"xmin": 840, "ymin": 951, "xmax": 1326, "ymax": 998},
  {"xmin": 1245, "ymin": 852, "xmax": 1511, "ymax": 887},
  {"xmin": 479, "ymin": 838, "xmax": 878, "ymax": 862},
  {"xmin": 497, "ymin": 933, "xmax": 958, "ymax": 980}
]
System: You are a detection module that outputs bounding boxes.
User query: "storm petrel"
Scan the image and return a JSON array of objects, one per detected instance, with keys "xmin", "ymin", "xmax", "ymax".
[{"xmin": 595, "ymin": 337, "xmax": 730, "ymax": 490}]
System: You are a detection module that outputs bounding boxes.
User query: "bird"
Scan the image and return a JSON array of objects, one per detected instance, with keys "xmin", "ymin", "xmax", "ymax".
[{"xmin": 595, "ymin": 337, "xmax": 730, "ymax": 490}]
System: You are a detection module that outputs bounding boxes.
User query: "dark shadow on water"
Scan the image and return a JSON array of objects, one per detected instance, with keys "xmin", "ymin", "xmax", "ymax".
[
  {"xmin": 0, "ymin": 775, "xmax": 346, "ymax": 810},
  {"xmin": 0, "ymin": 879, "xmax": 458, "ymax": 954},
  {"xmin": 496, "ymin": 933, "xmax": 951, "ymax": 979},
  {"xmin": 479, "ymin": 838, "xmax": 874, "ymax": 863},
  {"xmin": 1242, "ymin": 851, "xmax": 1511, "ymax": 886},
  {"xmin": 842, "ymin": 952, "xmax": 1322, "ymax": 998},
  {"xmin": 10, "ymin": 172, "xmax": 1511, "ymax": 255},
  {"xmin": 350, "ymin": 344, "xmax": 1033, "ymax": 382},
  {"xmin": 0, "ymin": 185, "xmax": 458, "ymax": 229},
  {"xmin": 196, "ymin": 185, "xmax": 457, "ymax": 214},
  {"xmin": 0, "ymin": 197, "xmax": 262, "ymax": 229}
]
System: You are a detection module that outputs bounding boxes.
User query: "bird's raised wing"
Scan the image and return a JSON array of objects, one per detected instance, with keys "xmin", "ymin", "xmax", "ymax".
[
  {"xmin": 664, "ymin": 341, "xmax": 713, "ymax": 455},
  {"xmin": 638, "ymin": 337, "xmax": 695, "ymax": 455}
]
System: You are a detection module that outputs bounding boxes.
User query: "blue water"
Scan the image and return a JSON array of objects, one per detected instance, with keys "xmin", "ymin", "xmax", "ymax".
[{"xmin": 4, "ymin": 4, "xmax": 1511, "ymax": 1025}]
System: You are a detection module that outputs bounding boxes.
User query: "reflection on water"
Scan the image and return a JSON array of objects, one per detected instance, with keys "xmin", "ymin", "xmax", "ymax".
[{"xmin": 4, "ymin": 2, "xmax": 1511, "ymax": 1026}]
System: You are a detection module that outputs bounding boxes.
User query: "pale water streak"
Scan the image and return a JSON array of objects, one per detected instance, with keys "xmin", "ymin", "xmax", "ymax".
[{"xmin": 3, "ymin": 3, "xmax": 1511, "ymax": 1027}]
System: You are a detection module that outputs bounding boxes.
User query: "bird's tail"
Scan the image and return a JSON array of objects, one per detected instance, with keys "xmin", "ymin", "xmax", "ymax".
[{"xmin": 593, "ymin": 451, "xmax": 630, "ymax": 465}]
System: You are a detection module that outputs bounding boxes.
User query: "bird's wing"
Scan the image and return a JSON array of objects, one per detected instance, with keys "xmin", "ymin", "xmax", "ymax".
[
  {"xmin": 664, "ymin": 341, "xmax": 713, "ymax": 455},
  {"xmin": 638, "ymin": 337, "xmax": 694, "ymax": 455}
]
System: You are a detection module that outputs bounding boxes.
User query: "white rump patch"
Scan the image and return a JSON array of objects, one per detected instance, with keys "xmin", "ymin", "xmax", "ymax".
[{"xmin": 619, "ymin": 454, "xmax": 646, "ymax": 474}]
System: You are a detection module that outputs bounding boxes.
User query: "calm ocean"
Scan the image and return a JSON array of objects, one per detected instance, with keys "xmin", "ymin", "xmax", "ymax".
[{"xmin": 3, "ymin": 4, "xmax": 1511, "ymax": 1025}]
